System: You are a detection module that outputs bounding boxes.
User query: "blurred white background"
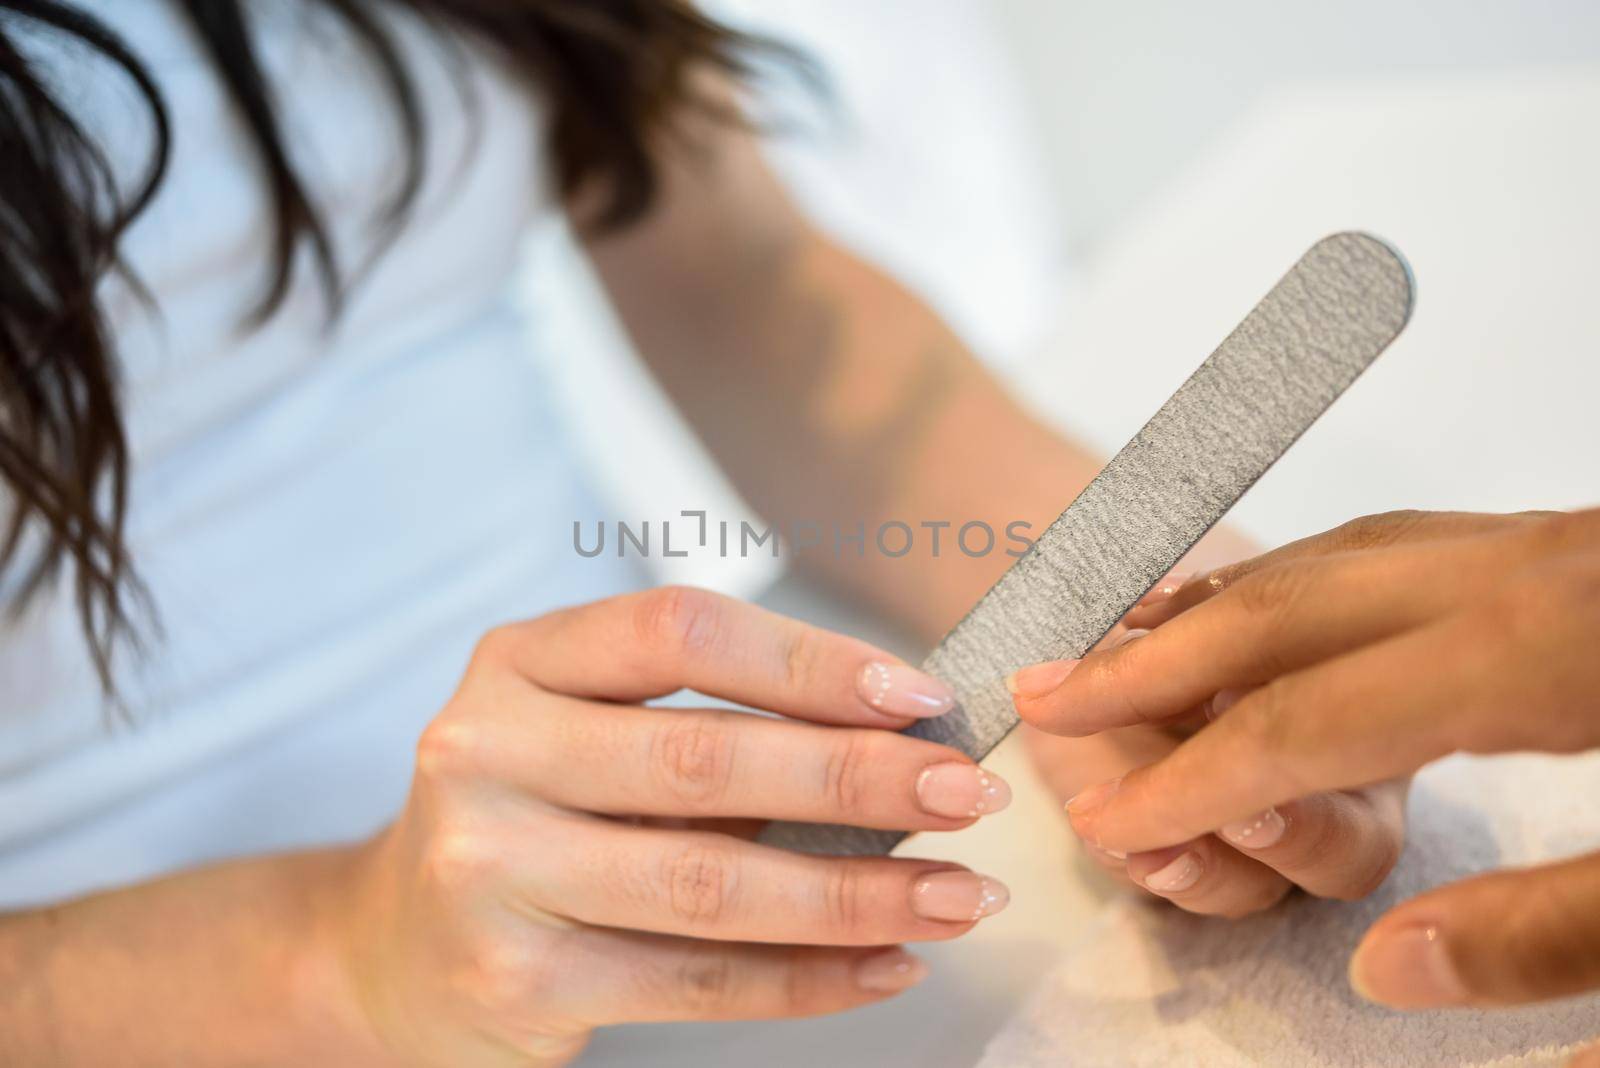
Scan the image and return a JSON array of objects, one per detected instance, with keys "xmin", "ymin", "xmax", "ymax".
[{"xmin": 574, "ymin": 4, "xmax": 1600, "ymax": 1065}]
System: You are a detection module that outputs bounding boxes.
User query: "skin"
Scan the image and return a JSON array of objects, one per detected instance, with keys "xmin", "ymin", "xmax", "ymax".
[
  {"xmin": 1015, "ymin": 508, "xmax": 1600, "ymax": 1063},
  {"xmin": 0, "ymin": 79, "xmax": 1404, "ymax": 1065}
]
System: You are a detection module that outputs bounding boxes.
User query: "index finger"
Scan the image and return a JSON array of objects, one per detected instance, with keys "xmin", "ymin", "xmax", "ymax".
[
  {"xmin": 1072, "ymin": 612, "xmax": 1502, "ymax": 854},
  {"xmin": 1123, "ymin": 509, "xmax": 1552, "ymax": 630},
  {"xmin": 479, "ymin": 586, "xmax": 954, "ymax": 729}
]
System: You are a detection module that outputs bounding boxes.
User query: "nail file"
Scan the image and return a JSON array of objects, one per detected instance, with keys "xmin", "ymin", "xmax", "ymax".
[{"xmin": 757, "ymin": 232, "xmax": 1414, "ymax": 857}]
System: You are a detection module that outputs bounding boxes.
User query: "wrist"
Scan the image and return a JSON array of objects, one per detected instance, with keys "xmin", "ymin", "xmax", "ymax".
[{"xmin": 282, "ymin": 844, "xmax": 398, "ymax": 1067}]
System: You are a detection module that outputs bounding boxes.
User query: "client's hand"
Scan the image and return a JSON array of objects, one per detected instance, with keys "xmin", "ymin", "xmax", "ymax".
[
  {"xmin": 333, "ymin": 587, "xmax": 1012, "ymax": 1066},
  {"xmin": 1012, "ymin": 509, "xmax": 1600, "ymax": 1024},
  {"xmin": 1020, "ymin": 636, "xmax": 1408, "ymax": 919}
]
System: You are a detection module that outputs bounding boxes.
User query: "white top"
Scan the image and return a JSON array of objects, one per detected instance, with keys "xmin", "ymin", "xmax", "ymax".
[{"xmin": 0, "ymin": 2, "xmax": 640, "ymax": 907}]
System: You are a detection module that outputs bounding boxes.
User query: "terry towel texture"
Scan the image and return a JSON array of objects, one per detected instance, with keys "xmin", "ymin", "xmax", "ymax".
[{"xmin": 978, "ymin": 752, "xmax": 1600, "ymax": 1067}]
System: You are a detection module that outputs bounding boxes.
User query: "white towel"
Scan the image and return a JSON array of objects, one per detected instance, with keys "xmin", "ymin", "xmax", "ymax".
[{"xmin": 979, "ymin": 753, "xmax": 1600, "ymax": 1067}]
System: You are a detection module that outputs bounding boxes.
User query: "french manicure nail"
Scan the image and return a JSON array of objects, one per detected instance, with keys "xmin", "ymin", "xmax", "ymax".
[
  {"xmin": 916, "ymin": 762, "xmax": 1013, "ymax": 819},
  {"xmin": 858, "ymin": 662, "xmax": 955, "ymax": 718},
  {"xmin": 1143, "ymin": 852, "xmax": 1203, "ymax": 893},
  {"xmin": 1114, "ymin": 627, "xmax": 1150, "ymax": 648},
  {"xmin": 1220, "ymin": 807, "xmax": 1287, "ymax": 849},
  {"xmin": 1006, "ymin": 659, "xmax": 1079, "ymax": 699},
  {"xmin": 1350, "ymin": 923, "xmax": 1469, "ymax": 1008},
  {"xmin": 855, "ymin": 947, "xmax": 929, "ymax": 993},
  {"xmin": 911, "ymin": 871, "xmax": 1010, "ymax": 923},
  {"xmin": 1207, "ymin": 688, "xmax": 1245, "ymax": 721}
]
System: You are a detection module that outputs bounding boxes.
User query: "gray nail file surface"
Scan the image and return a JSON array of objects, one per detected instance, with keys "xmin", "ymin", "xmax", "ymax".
[{"xmin": 759, "ymin": 232, "xmax": 1414, "ymax": 856}]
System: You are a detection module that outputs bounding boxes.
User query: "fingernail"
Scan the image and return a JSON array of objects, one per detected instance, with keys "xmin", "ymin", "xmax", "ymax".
[
  {"xmin": 1084, "ymin": 840, "xmax": 1128, "ymax": 863},
  {"xmin": 1065, "ymin": 777, "xmax": 1124, "ymax": 853},
  {"xmin": 915, "ymin": 762, "xmax": 1013, "ymax": 819},
  {"xmin": 1114, "ymin": 627, "xmax": 1150, "ymax": 647},
  {"xmin": 1137, "ymin": 573, "xmax": 1191, "ymax": 606},
  {"xmin": 1350, "ymin": 922, "xmax": 1469, "ymax": 1008},
  {"xmin": 855, "ymin": 947, "xmax": 929, "ymax": 993},
  {"xmin": 1006, "ymin": 659, "xmax": 1079, "ymax": 699},
  {"xmin": 1220, "ymin": 807, "xmax": 1287, "ymax": 850},
  {"xmin": 911, "ymin": 871, "xmax": 1010, "ymax": 923},
  {"xmin": 1143, "ymin": 852, "xmax": 1203, "ymax": 893},
  {"xmin": 1207, "ymin": 688, "xmax": 1245, "ymax": 721},
  {"xmin": 1065, "ymin": 777, "xmax": 1121, "ymax": 819},
  {"xmin": 858, "ymin": 662, "xmax": 955, "ymax": 718}
]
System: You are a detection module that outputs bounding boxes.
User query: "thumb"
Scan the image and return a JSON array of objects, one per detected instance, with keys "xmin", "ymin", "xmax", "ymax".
[{"xmin": 1350, "ymin": 850, "xmax": 1600, "ymax": 1009}]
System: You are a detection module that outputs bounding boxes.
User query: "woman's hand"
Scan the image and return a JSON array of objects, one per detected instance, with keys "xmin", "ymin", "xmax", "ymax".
[
  {"xmin": 330, "ymin": 587, "xmax": 1013, "ymax": 1066},
  {"xmin": 1011, "ymin": 508, "xmax": 1600, "ymax": 1019}
]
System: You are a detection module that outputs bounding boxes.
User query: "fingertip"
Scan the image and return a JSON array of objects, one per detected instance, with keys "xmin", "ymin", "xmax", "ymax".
[
  {"xmin": 1006, "ymin": 658, "xmax": 1080, "ymax": 702},
  {"xmin": 857, "ymin": 661, "xmax": 955, "ymax": 721},
  {"xmin": 1348, "ymin": 918, "xmax": 1468, "ymax": 1009},
  {"xmin": 854, "ymin": 947, "xmax": 929, "ymax": 994}
]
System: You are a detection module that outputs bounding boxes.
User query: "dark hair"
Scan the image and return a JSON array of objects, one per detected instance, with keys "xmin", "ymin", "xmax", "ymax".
[{"xmin": 0, "ymin": 0, "xmax": 789, "ymax": 696}]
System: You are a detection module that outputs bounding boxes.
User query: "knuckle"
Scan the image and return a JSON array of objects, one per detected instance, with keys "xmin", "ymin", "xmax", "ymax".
[
  {"xmin": 422, "ymin": 819, "xmax": 501, "ymax": 896},
  {"xmin": 1301, "ymin": 801, "xmax": 1403, "ymax": 901},
  {"xmin": 779, "ymin": 625, "xmax": 819, "ymax": 694},
  {"xmin": 821, "ymin": 860, "xmax": 871, "ymax": 939},
  {"xmin": 670, "ymin": 944, "xmax": 739, "ymax": 1017},
  {"xmin": 659, "ymin": 843, "xmax": 739, "ymax": 929},
  {"xmin": 468, "ymin": 625, "xmax": 520, "ymax": 672},
  {"xmin": 1478, "ymin": 581, "xmax": 1558, "ymax": 654},
  {"xmin": 1084, "ymin": 643, "xmax": 1148, "ymax": 721},
  {"xmin": 1231, "ymin": 684, "xmax": 1313, "ymax": 794},
  {"xmin": 779, "ymin": 955, "xmax": 816, "ymax": 1015},
  {"xmin": 634, "ymin": 585, "xmax": 723, "ymax": 658},
  {"xmin": 415, "ymin": 716, "xmax": 488, "ymax": 783},
  {"xmin": 1331, "ymin": 509, "xmax": 1429, "ymax": 551},
  {"xmin": 459, "ymin": 931, "xmax": 558, "ymax": 1017},
  {"xmin": 649, "ymin": 715, "xmax": 739, "ymax": 808},
  {"xmin": 822, "ymin": 731, "xmax": 877, "ymax": 815},
  {"xmin": 1522, "ymin": 509, "xmax": 1592, "ymax": 552},
  {"xmin": 1228, "ymin": 563, "xmax": 1311, "ymax": 630}
]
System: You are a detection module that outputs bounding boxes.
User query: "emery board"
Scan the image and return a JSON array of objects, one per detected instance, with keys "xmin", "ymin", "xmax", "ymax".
[{"xmin": 758, "ymin": 231, "xmax": 1414, "ymax": 857}]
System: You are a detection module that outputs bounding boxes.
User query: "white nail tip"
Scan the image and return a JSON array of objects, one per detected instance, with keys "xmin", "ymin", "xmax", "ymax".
[
  {"xmin": 1221, "ymin": 807, "xmax": 1287, "ymax": 849},
  {"xmin": 1143, "ymin": 853, "xmax": 1203, "ymax": 893}
]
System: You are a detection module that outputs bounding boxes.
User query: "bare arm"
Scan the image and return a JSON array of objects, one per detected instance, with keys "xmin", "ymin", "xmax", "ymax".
[
  {"xmin": 0, "ymin": 850, "xmax": 380, "ymax": 1067},
  {"xmin": 579, "ymin": 110, "xmax": 1106, "ymax": 640}
]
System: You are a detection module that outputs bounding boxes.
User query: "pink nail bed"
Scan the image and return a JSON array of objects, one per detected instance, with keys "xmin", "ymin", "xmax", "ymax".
[
  {"xmin": 1143, "ymin": 852, "xmax": 1203, "ymax": 893},
  {"xmin": 911, "ymin": 871, "xmax": 1010, "ymax": 923},
  {"xmin": 1350, "ymin": 923, "xmax": 1467, "ymax": 1008},
  {"xmin": 916, "ymin": 762, "xmax": 1012, "ymax": 819},
  {"xmin": 1220, "ymin": 807, "xmax": 1286, "ymax": 849},
  {"xmin": 855, "ymin": 948, "xmax": 929, "ymax": 993},
  {"xmin": 1207, "ymin": 688, "xmax": 1245, "ymax": 721},
  {"xmin": 857, "ymin": 662, "xmax": 955, "ymax": 718}
]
